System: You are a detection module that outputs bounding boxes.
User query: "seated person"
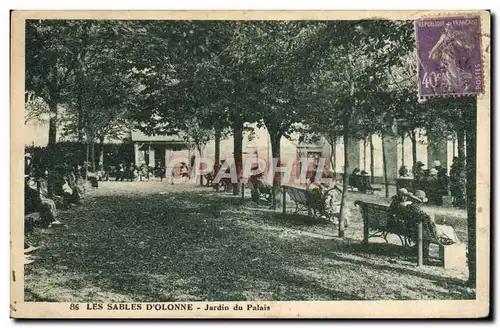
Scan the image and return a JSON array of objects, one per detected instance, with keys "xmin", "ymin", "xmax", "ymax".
[
  {"xmin": 412, "ymin": 161, "xmax": 425, "ymax": 182},
  {"xmin": 357, "ymin": 170, "xmax": 377, "ymax": 193},
  {"xmin": 348, "ymin": 168, "xmax": 361, "ymax": 190},
  {"xmin": 387, "ymin": 188, "xmax": 414, "ymax": 236},
  {"xmin": 392, "ymin": 190, "xmax": 459, "ymax": 258},
  {"xmin": 399, "ymin": 165, "xmax": 410, "ymax": 177},
  {"xmin": 247, "ymin": 170, "xmax": 265, "ymax": 203},
  {"xmin": 409, "ymin": 190, "xmax": 459, "ymax": 250},
  {"xmin": 437, "ymin": 168, "xmax": 449, "ymax": 198},
  {"xmin": 424, "ymin": 168, "xmax": 441, "ymax": 205},
  {"xmin": 24, "ymin": 177, "xmax": 62, "ymax": 228},
  {"xmin": 54, "ymin": 172, "xmax": 81, "ymax": 206},
  {"xmin": 180, "ymin": 162, "xmax": 189, "ymax": 178}
]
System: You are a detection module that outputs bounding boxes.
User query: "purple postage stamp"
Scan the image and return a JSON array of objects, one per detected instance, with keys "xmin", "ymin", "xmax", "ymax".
[{"xmin": 416, "ymin": 15, "xmax": 483, "ymax": 98}]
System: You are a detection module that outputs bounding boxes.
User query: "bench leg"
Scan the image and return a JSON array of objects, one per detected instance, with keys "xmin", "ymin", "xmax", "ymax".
[
  {"xmin": 382, "ymin": 231, "xmax": 389, "ymax": 243},
  {"xmin": 363, "ymin": 213, "xmax": 369, "ymax": 246},
  {"xmin": 396, "ymin": 234, "xmax": 405, "ymax": 247},
  {"xmin": 282, "ymin": 187, "xmax": 286, "ymax": 214},
  {"xmin": 439, "ymin": 245, "xmax": 445, "ymax": 267},
  {"xmin": 417, "ymin": 221, "xmax": 424, "ymax": 267}
]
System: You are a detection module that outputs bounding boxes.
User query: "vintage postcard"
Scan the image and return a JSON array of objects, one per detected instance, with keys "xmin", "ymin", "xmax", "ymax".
[{"xmin": 11, "ymin": 10, "xmax": 491, "ymax": 319}]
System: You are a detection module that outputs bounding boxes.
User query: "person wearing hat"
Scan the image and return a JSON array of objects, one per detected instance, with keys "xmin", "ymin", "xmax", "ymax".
[
  {"xmin": 24, "ymin": 153, "xmax": 34, "ymax": 178},
  {"xmin": 425, "ymin": 168, "xmax": 442, "ymax": 205},
  {"xmin": 407, "ymin": 190, "xmax": 459, "ymax": 250},
  {"xmin": 387, "ymin": 188, "xmax": 416, "ymax": 235},
  {"xmin": 348, "ymin": 168, "xmax": 361, "ymax": 191},
  {"xmin": 24, "ymin": 173, "xmax": 63, "ymax": 228},
  {"xmin": 399, "ymin": 165, "xmax": 409, "ymax": 178},
  {"xmin": 358, "ymin": 170, "xmax": 379, "ymax": 193},
  {"xmin": 412, "ymin": 161, "xmax": 425, "ymax": 180},
  {"xmin": 432, "ymin": 160, "xmax": 442, "ymax": 170}
]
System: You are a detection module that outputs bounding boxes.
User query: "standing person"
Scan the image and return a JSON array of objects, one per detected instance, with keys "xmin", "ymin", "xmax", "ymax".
[
  {"xmin": 140, "ymin": 163, "xmax": 149, "ymax": 181},
  {"xmin": 155, "ymin": 161, "xmax": 165, "ymax": 182},
  {"xmin": 412, "ymin": 161, "xmax": 426, "ymax": 190},
  {"xmin": 127, "ymin": 163, "xmax": 135, "ymax": 182},
  {"xmin": 117, "ymin": 163, "xmax": 125, "ymax": 181}
]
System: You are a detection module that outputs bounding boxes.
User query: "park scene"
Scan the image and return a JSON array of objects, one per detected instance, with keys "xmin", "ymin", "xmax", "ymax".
[{"xmin": 23, "ymin": 19, "xmax": 478, "ymax": 301}]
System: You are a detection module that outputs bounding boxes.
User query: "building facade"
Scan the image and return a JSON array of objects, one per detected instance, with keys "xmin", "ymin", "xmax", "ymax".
[{"xmin": 132, "ymin": 125, "xmax": 458, "ymax": 184}]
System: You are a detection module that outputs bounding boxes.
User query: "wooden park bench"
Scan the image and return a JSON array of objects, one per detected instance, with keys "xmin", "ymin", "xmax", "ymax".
[
  {"xmin": 347, "ymin": 174, "xmax": 381, "ymax": 194},
  {"xmin": 282, "ymin": 185, "xmax": 342, "ymax": 222},
  {"xmin": 354, "ymin": 200, "xmax": 459, "ymax": 267}
]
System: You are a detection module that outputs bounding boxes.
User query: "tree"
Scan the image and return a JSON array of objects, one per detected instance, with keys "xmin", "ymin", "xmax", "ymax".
[
  {"xmin": 464, "ymin": 97, "xmax": 477, "ymax": 287},
  {"xmin": 302, "ymin": 20, "xmax": 415, "ymax": 236},
  {"xmin": 56, "ymin": 21, "xmax": 141, "ymax": 172},
  {"xmin": 178, "ymin": 117, "xmax": 214, "ymax": 185},
  {"xmin": 24, "ymin": 92, "xmax": 49, "ymax": 124},
  {"xmin": 26, "ymin": 20, "xmax": 94, "ymax": 194}
]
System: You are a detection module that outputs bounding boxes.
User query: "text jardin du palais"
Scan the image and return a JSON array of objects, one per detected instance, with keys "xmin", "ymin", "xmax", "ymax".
[{"xmin": 83, "ymin": 303, "xmax": 270, "ymax": 311}]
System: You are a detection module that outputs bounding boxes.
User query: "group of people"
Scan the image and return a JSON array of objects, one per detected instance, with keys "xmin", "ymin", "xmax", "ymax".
[
  {"xmin": 103, "ymin": 162, "xmax": 168, "ymax": 182},
  {"xmin": 24, "ymin": 154, "xmax": 92, "ymax": 264},
  {"xmin": 387, "ymin": 188, "xmax": 460, "ymax": 261},
  {"xmin": 349, "ymin": 168, "xmax": 380, "ymax": 193},
  {"xmin": 399, "ymin": 160, "xmax": 456, "ymax": 206}
]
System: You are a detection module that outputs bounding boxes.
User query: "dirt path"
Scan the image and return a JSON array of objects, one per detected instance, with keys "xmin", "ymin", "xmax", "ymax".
[{"xmin": 24, "ymin": 181, "xmax": 474, "ymax": 302}]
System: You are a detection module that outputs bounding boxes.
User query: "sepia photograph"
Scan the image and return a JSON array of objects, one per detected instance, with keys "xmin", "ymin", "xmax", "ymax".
[{"xmin": 10, "ymin": 10, "xmax": 490, "ymax": 318}]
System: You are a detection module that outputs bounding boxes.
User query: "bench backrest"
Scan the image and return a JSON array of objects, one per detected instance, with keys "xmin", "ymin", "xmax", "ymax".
[
  {"xmin": 355, "ymin": 201, "xmax": 390, "ymax": 229},
  {"xmin": 284, "ymin": 186, "xmax": 341, "ymax": 214},
  {"xmin": 286, "ymin": 187, "xmax": 308, "ymax": 204},
  {"xmin": 355, "ymin": 200, "xmax": 450, "ymax": 245}
]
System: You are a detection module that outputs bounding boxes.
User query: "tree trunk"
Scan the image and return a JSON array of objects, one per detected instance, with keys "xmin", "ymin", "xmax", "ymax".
[
  {"xmin": 214, "ymin": 127, "xmax": 221, "ymax": 191},
  {"xmin": 369, "ymin": 134, "xmax": 375, "ymax": 184},
  {"xmin": 269, "ymin": 133, "xmax": 282, "ymax": 210},
  {"xmin": 382, "ymin": 133, "xmax": 389, "ymax": 198},
  {"xmin": 98, "ymin": 135, "xmax": 105, "ymax": 167},
  {"xmin": 329, "ymin": 136, "xmax": 336, "ymax": 179},
  {"xmin": 401, "ymin": 135, "xmax": 405, "ymax": 167},
  {"xmin": 465, "ymin": 109, "xmax": 476, "ymax": 287},
  {"xmin": 455, "ymin": 127, "xmax": 467, "ymax": 208},
  {"xmin": 232, "ymin": 121, "xmax": 243, "ymax": 195},
  {"xmin": 363, "ymin": 137, "xmax": 367, "ymax": 171},
  {"xmin": 332, "ymin": 138, "xmax": 337, "ymax": 176},
  {"xmin": 410, "ymin": 129, "xmax": 418, "ymax": 171},
  {"xmin": 90, "ymin": 139, "xmax": 96, "ymax": 172},
  {"xmin": 338, "ymin": 126, "xmax": 349, "ymax": 238},
  {"xmin": 214, "ymin": 127, "xmax": 221, "ymax": 165},
  {"xmin": 77, "ymin": 106, "xmax": 84, "ymax": 143},
  {"xmin": 47, "ymin": 100, "xmax": 58, "ymax": 197},
  {"xmin": 85, "ymin": 140, "xmax": 90, "ymax": 180},
  {"xmin": 198, "ymin": 146, "xmax": 204, "ymax": 186},
  {"xmin": 48, "ymin": 101, "xmax": 58, "ymax": 147},
  {"xmin": 457, "ymin": 128, "xmax": 466, "ymax": 167}
]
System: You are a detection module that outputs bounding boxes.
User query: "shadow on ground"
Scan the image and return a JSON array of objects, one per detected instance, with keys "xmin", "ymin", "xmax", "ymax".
[{"xmin": 24, "ymin": 183, "xmax": 474, "ymax": 302}]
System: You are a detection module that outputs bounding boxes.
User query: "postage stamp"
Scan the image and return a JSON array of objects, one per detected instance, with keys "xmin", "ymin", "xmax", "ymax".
[{"xmin": 416, "ymin": 15, "xmax": 483, "ymax": 98}]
